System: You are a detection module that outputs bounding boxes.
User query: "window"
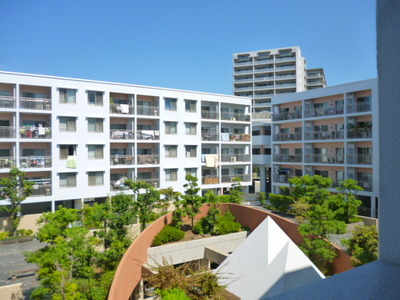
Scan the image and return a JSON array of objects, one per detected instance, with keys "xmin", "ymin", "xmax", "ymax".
[
  {"xmin": 185, "ymin": 145, "xmax": 197, "ymax": 158},
  {"xmin": 165, "ymin": 169, "xmax": 178, "ymax": 182},
  {"xmin": 88, "ymin": 171, "xmax": 104, "ymax": 186},
  {"xmin": 252, "ymin": 148, "xmax": 261, "ymax": 155},
  {"xmin": 185, "ymin": 123, "xmax": 197, "ymax": 135},
  {"xmin": 0, "ymin": 149, "xmax": 10, "ymax": 157},
  {"xmin": 88, "ymin": 145, "xmax": 104, "ymax": 159},
  {"xmin": 185, "ymin": 100, "xmax": 196, "ymax": 112},
  {"xmin": 165, "ymin": 145, "xmax": 178, "ymax": 158},
  {"xmin": 165, "ymin": 98, "xmax": 177, "ymax": 111},
  {"xmin": 59, "ymin": 117, "xmax": 76, "ymax": 132},
  {"xmin": 88, "ymin": 118, "xmax": 103, "ymax": 132},
  {"xmin": 60, "ymin": 173, "xmax": 77, "ymax": 188},
  {"xmin": 59, "ymin": 89, "xmax": 76, "ymax": 104},
  {"xmin": 22, "ymin": 149, "xmax": 45, "ymax": 157},
  {"xmin": 264, "ymin": 148, "xmax": 271, "ymax": 155},
  {"xmin": 252, "ymin": 130, "xmax": 261, "ymax": 136},
  {"xmin": 185, "ymin": 168, "xmax": 197, "ymax": 178},
  {"xmin": 165, "ymin": 121, "xmax": 177, "ymax": 134},
  {"xmin": 60, "ymin": 145, "xmax": 76, "ymax": 159},
  {"xmin": 87, "ymin": 91, "xmax": 103, "ymax": 106}
]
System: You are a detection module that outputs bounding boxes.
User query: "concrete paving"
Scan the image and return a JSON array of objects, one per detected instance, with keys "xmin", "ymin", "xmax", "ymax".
[{"xmin": 0, "ymin": 239, "xmax": 45, "ymax": 298}]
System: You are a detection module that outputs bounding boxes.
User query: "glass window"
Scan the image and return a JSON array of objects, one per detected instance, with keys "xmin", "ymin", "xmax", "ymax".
[
  {"xmin": 88, "ymin": 118, "xmax": 103, "ymax": 132},
  {"xmin": 185, "ymin": 168, "xmax": 197, "ymax": 178},
  {"xmin": 165, "ymin": 121, "xmax": 177, "ymax": 134},
  {"xmin": 88, "ymin": 91, "xmax": 103, "ymax": 106},
  {"xmin": 165, "ymin": 98, "xmax": 177, "ymax": 111},
  {"xmin": 185, "ymin": 145, "xmax": 197, "ymax": 158},
  {"xmin": 165, "ymin": 145, "xmax": 178, "ymax": 158},
  {"xmin": 88, "ymin": 171, "xmax": 104, "ymax": 186},
  {"xmin": 59, "ymin": 145, "xmax": 76, "ymax": 159},
  {"xmin": 59, "ymin": 89, "xmax": 76, "ymax": 104},
  {"xmin": 165, "ymin": 169, "xmax": 178, "ymax": 182},
  {"xmin": 59, "ymin": 117, "xmax": 76, "ymax": 132},
  {"xmin": 60, "ymin": 173, "xmax": 77, "ymax": 188},
  {"xmin": 88, "ymin": 145, "xmax": 104, "ymax": 159},
  {"xmin": 185, "ymin": 100, "xmax": 196, "ymax": 112},
  {"xmin": 22, "ymin": 149, "xmax": 45, "ymax": 157},
  {"xmin": 185, "ymin": 123, "xmax": 197, "ymax": 135}
]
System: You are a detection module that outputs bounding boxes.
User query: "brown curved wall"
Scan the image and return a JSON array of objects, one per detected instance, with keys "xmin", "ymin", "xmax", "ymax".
[{"xmin": 108, "ymin": 204, "xmax": 353, "ymax": 300}]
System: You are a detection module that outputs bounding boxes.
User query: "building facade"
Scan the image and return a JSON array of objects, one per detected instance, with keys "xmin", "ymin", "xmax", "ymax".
[
  {"xmin": 271, "ymin": 79, "xmax": 378, "ymax": 217},
  {"xmin": 0, "ymin": 71, "xmax": 252, "ymax": 214}
]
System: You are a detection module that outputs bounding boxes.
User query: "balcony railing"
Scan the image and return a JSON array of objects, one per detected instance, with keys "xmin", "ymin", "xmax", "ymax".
[
  {"xmin": 273, "ymin": 154, "xmax": 302, "ymax": 163},
  {"xmin": 30, "ymin": 183, "xmax": 52, "ymax": 197},
  {"xmin": 0, "ymin": 96, "xmax": 16, "ymax": 108},
  {"xmin": 304, "ymin": 106, "xmax": 344, "ymax": 118},
  {"xmin": 275, "ymin": 57, "xmax": 296, "ymax": 62},
  {"xmin": 252, "ymin": 111, "xmax": 272, "ymax": 120},
  {"xmin": 221, "ymin": 174, "xmax": 251, "ymax": 183},
  {"xmin": 110, "ymin": 155, "xmax": 134, "ymax": 166},
  {"xmin": 273, "ymin": 132, "xmax": 302, "ymax": 141},
  {"xmin": 305, "ymin": 154, "xmax": 344, "ymax": 164},
  {"xmin": 347, "ymin": 154, "xmax": 373, "ymax": 165},
  {"xmin": 137, "ymin": 155, "xmax": 159, "ymax": 165},
  {"xmin": 221, "ymin": 133, "xmax": 251, "ymax": 142},
  {"xmin": 201, "ymin": 132, "xmax": 219, "ymax": 141},
  {"xmin": 19, "ymin": 127, "xmax": 51, "ymax": 139},
  {"xmin": 202, "ymin": 176, "xmax": 219, "ymax": 185},
  {"xmin": 136, "ymin": 178, "xmax": 159, "ymax": 188},
  {"xmin": 304, "ymin": 130, "xmax": 344, "ymax": 140},
  {"xmin": 221, "ymin": 154, "xmax": 251, "ymax": 163},
  {"xmin": 347, "ymin": 101, "xmax": 372, "ymax": 113},
  {"xmin": 110, "ymin": 180, "xmax": 131, "ymax": 191},
  {"xmin": 110, "ymin": 129, "xmax": 134, "ymax": 140},
  {"xmin": 254, "ymin": 67, "xmax": 273, "ymax": 73},
  {"xmin": 136, "ymin": 105, "xmax": 159, "ymax": 116},
  {"xmin": 275, "ymin": 65, "xmax": 296, "ymax": 71},
  {"xmin": 273, "ymin": 174, "xmax": 295, "ymax": 184},
  {"xmin": 137, "ymin": 130, "xmax": 159, "ymax": 140},
  {"xmin": 0, "ymin": 157, "xmax": 16, "ymax": 168},
  {"xmin": 352, "ymin": 179, "xmax": 373, "ymax": 191},
  {"xmin": 272, "ymin": 110, "xmax": 302, "ymax": 121},
  {"xmin": 347, "ymin": 128, "xmax": 372, "ymax": 139},
  {"xmin": 0, "ymin": 126, "xmax": 16, "ymax": 138},
  {"xmin": 19, "ymin": 97, "xmax": 51, "ymax": 110},
  {"xmin": 110, "ymin": 103, "xmax": 134, "ymax": 114},
  {"xmin": 234, "ymin": 69, "xmax": 253, "ymax": 75},
  {"xmin": 221, "ymin": 112, "xmax": 250, "ymax": 122},
  {"xmin": 201, "ymin": 111, "xmax": 219, "ymax": 119},
  {"xmin": 20, "ymin": 156, "xmax": 52, "ymax": 168}
]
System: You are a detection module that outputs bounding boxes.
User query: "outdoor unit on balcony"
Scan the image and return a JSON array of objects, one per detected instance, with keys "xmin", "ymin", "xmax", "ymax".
[{"xmin": 231, "ymin": 156, "xmax": 237, "ymax": 162}]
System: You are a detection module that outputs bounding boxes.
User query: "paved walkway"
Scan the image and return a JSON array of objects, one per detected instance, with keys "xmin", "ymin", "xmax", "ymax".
[{"xmin": 0, "ymin": 239, "xmax": 45, "ymax": 298}]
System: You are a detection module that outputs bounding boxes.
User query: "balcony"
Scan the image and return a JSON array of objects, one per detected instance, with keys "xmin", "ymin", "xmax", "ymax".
[
  {"xmin": 202, "ymin": 132, "xmax": 219, "ymax": 141},
  {"xmin": 234, "ymin": 77, "xmax": 253, "ymax": 83},
  {"xmin": 275, "ymin": 57, "xmax": 296, "ymax": 62},
  {"xmin": 254, "ymin": 67, "xmax": 273, "ymax": 73},
  {"xmin": 0, "ymin": 96, "xmax": 16, "ymax": 108},
  {"xmin": 221, "ymin": 154, "xmax": 251, "ymax": 163},
  {"xmin": 136, "ymin": 177, "xmax": 159, "ymax": 188},
  {"xmin": 221, "ymin": 133, "xmax": 251, "ymax": 142},
  {"xmin": 28, "ymin": 180, "xmax": 52, "ymax": 197},
  {"xmin": 110, "ymin": 155, "xmax": 134, "ymax": 166},
  {"xmin": 305, "ymin": 154, "xmax": 344, "ymax": 164},
  {"xmin": 347, "ymin": 128, "xmax": 372, "ymax": 139},
  {"xmin": 201, "ymin": 111, "xmax": 219, "ymax": 120},
  {"xmin": 20, "ymin": 97, "xmax": 51, "ymax": 110},
  {"xmin": 137, "ymin": 155, "xmax": 159, "ymax": 165},
  {"xmin": 110, "ymin": 129, "xmax": 134, "ymax": 140},
  {"xmin": 254, "ymin": 93, "xmax": 273, "ymax": 99},
  {"xmin": 137, "ymin": 130, "xmax": 159, "ymax": 140},
  {"xmin": 254, "ymin": 85, "xmax": 273, "ymax": 90},
  {"xmin": 275, "ymin": 83, "xmax": 296, "ymax": 89},
  {"xmin": 0, "ymin": 126, "xmax": 16, "ymax": 138},
  {"xmin": 347, "ymin": 154, "xmax": 373, "ymax": 165},
  {"xmin": 221, "ymin": 112, "xmax": 250, "ymax": 122},
  {"xmin": 202, "ymin": 176, "xmax": 219, "ymax": 185},
  {"xmin": 273, "ymin": 174, "xmax": 295, "ymax": 184},
  {"xmin": 273, "ymin": 132, "xmax": 302, "ymax": 141},
  {"xmin": 272, "ymin": 110, "xmax": 302, "ymax": 121},
  {"xmin": 234, "ymin": 61, "xmax": 253, "ymax": 66},
  {"xmin": 110, "ymin": 103, "xmax": 134, "ymax": 114},
  {"xmin": 19, "ymin": 126, "xmax": 51, "ymax": 139},
  {"xmin": 110, "ymin": 179, "xmax": 131, "ymax": 191},
  {"xmin": 254, "ymin": 76, "xmax": 274, "ymax": 82},
  {"xmin": 137, "ymin": 105, "xmax": 159, "ymax": 116},
  {"xmin": 304, "ymin": 107, "xmax": 344, "ymax": 118},
  {"xmin": 234, "ymin": 69, "xmax": 253, "ymax": 75},
  {"xmin": 221, "ymin": 174, "xmax": 251, "ymax": 183},
  {"xmin": 20, "ymin": 156, "xmax": 51, "ymax": 168},
  {"xmin": 234, "ymin": 86, "xmax": 253, "ymax": 92},
  {"xmin": 275, "ymin": 65, "xmax": 296, "ymax": 71},
  {"xmin": 253, "ymin": 58, "xmax": 273, "ymax": 65},
  {"xmin": 304, "ymin": 130, "xmax": 344, "ymax": 140},
  {"xmin": 273, "ymin": 154, "xmax": 302, "ymax": 163},
  {"xmin": 348, "ymin": 102, "xmax": 372, "ymax": 114},
  {"xmin": 356, "ymin": 179, "xmax": 373, "ymax": 191},
  {"xmin": 252, "ymin": 111, "xmax": 272, "ymax": 120},
  {"xmin": 0, "ymin": 157, "xmax": 16, "ymax": 168}
]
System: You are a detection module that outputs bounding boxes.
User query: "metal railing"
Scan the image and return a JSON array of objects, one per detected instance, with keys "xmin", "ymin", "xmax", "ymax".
[
  {"xmin": 110, "ymin": 155, "xmax": 135, "ymax": 165},
  {"xmin": 30, "ymin": 183, "xmax": 52, "ymax": 197},
  {"xmin": 221, "ymin": 154, "xmax": 251, "ymax": 162},
  {"xmin": 137, "ymin": 155, "xmax": 159, "ymax": 165},
  {"xmin": 347, "ymin": 128, "xmax": 372, "ymax": 139},
  {"xmin": 220, "ymin": 112, "xmax": 250, "ymax": 121},
  {"xmin": 202, "ymin": 176, "xmax": 220, "ymax": 185},
  {"xmin": 109, "ymin": 103, "xmax": 134, "ymax": 114},
  {"xmin": 221, "ymin": 174, "xmax": 251, "ymax": 183},
  {"xmin": 19, "ymin": 127, "xmax": 51, "ymax": 139},
  {"xmin": 304, "ymin": 107, "xmax": 344, "ymax": 117},
  {"xmin": 0, "ymin": 126, "xmax": 16, "ymax": 138},
  {"xmin": 20, "ymin": 156, "xmax": 52, "ymax": 168},
  {"xmin": 201, "ymin": 132, "xmax": 219, "ymax": 141},
  {"xmin": 110, "ymin": 129, "xmax": 134, "ymax": 140},
  {"xmin": 252, "ymin": 111, "xmax": 272, "ymax": 120},
  {"xmin": 273, "ymin": 132, "xmax": 302, "ymax": 141},
  {"xmin": 137, "ymin": 130, "xmax": 159, "ymax": 140},
  {"xmin": 273, "ymin": 154, "xmax": 302, "ymax": 163},
  {"xmin": 201, "ymin": 111, "xmax": 219, "ymax": 119},
  {"xmin": 347, "ymin": 154, "xmax": 373, "ymax": 165},
  {"xmin": 304, "ymin": 130, "xmax": 344, "ymax": 140},
  {"xmin": 0, "ymin": 96, "xmax": 16, "ymax": 108},
  {"xmin": 136, "ymin": 105, "xmax": 159, "ymax": 116},
  {"xmin": 272, "ymin": 110, "xmax": 302, "ymax": 121},
  {"xmin": 0, "ymin": 157, "xmax": 16, "ymax": 168},
  {"xmin": 20, "ymin": 97, "xmax": 51, "ymax": 110},
  {"xmin": 136, "ymin": 178, "xmax": 159, "ymax": 188},
  {"xmin": 305, "ymin": 154, "xmax": 344, "ymax": 164},
  {"xmin": 221, "ymin": 133, "xmax": 251, "ymax": 142},
  {"xmin": 347, "ymin": 101, "xmax": 372, "ymax": 113},
  {"xmin": 273, "ymin": 174, "xmax": 295, "ymax": 184},
  {"xmin": 354, "ymin": 179, "xmax": 373, "ymax": 191}
]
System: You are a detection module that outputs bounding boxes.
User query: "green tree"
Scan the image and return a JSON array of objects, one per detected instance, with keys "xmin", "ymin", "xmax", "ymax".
[
  {"xmin": 180, "ymin": 175, "xmax": 204, "ymax": 228},
  {"xmin": 0, "ymin": 167, "xmax": 33, "ymax": 236},
  {"xmin": 125, "ymin": 180, "xmax": 161, "ymax": 231},
  {"xmin": 342, "ymin": 225, "xmax": 378, "ymax": 266},
  {"xmin": 228, "ymin": 177, "xmax": 244, "ymax": 204}
]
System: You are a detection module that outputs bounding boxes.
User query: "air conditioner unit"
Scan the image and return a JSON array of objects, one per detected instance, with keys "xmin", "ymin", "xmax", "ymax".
[{"xmin": 231, "ymin": 156, "xmax": 237, "ymax": 162}]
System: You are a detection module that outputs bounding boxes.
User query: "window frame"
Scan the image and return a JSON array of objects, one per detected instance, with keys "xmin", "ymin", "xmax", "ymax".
[
  {"xmin": 88, "ymin": 145, "xmax": 104, "ymax": 159},
  {"xmin": 185, "ymin": 122, "xmax": 197, "ymax": 135},
  {"xmin": 59, "ymin": 88, "xmax": 77, "ymax": 104},
  {"xmin": 59, "ymin": 173, "xmax": 77, "ymax": 188},
  {"xmin": 165, "ymin": 169, "xmax": 178, "ymax": 182},
  {"xmin": 88, "ymin": 118, "xmax": 104, "ymax": 133},
  {"xmin": 165, "ymin": 97, "xmax": 178, "ymax": 111},
  {"xmin": 165, "ymin": 121, "xmax": 178, "ymax": 135},
  {"xmin": 88, "ymin": 171, "xmax": 104, "ymax": 186},
  {"xmin": 87, "ymin": 91, "xmax": 104, "ymax": 106},
  {"xmin": 165, "ymin": 145, "xmax": 178, "ymax": 158},
  {"xmin": 59, "ymin": 116, "xmax": 77, "ymax": 132}
]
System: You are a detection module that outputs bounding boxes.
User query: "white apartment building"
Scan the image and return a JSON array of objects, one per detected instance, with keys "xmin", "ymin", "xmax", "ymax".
[
  {"xmin": 0, "ymin": 71, "xmax": 252, "ymax": 214},
  {"xmin": 271, "ymin": 79, "xmax": 378, "ymax": 217},
  {"xmin": 233, "ymin": 46, "xmax": 326, "ymax": 193}
]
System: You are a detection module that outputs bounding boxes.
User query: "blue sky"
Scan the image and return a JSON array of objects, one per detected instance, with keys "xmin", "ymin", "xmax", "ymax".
[{"xmin": 0, "ymin": 0, "xmax": 376, "ymax": 94}]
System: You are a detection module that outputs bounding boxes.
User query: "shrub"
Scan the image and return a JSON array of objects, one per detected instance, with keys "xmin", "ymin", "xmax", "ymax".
[
  {"xmin": 193, "ymin": 209, "xmax": 242, "ymax": 236},
  {"xmin": 152, "ymin": 225, "xmax": 185, "ymax": 246},
  {"xmin": 215, "ymin": 210, "xmax": 242, "ymax": 235},
  {"xmin": 17, "ymin": 229, "xmax": 33, "ymax": 237},
  {"xmin": 269, "ymin": 194, "xmax": 293, "ymax": 214},
  {"xmin": 0, "ymin": 231, "xmax": 10, "ymax": 241},
  {"xmin": 157, "ymin": 287, "xmax": 191, "ymax": 300}
]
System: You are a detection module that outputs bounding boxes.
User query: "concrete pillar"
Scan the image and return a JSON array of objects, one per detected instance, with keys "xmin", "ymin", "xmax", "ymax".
[{"xmin": 260, "ymin": 167, "xmax": 266, "ymax": 193}]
